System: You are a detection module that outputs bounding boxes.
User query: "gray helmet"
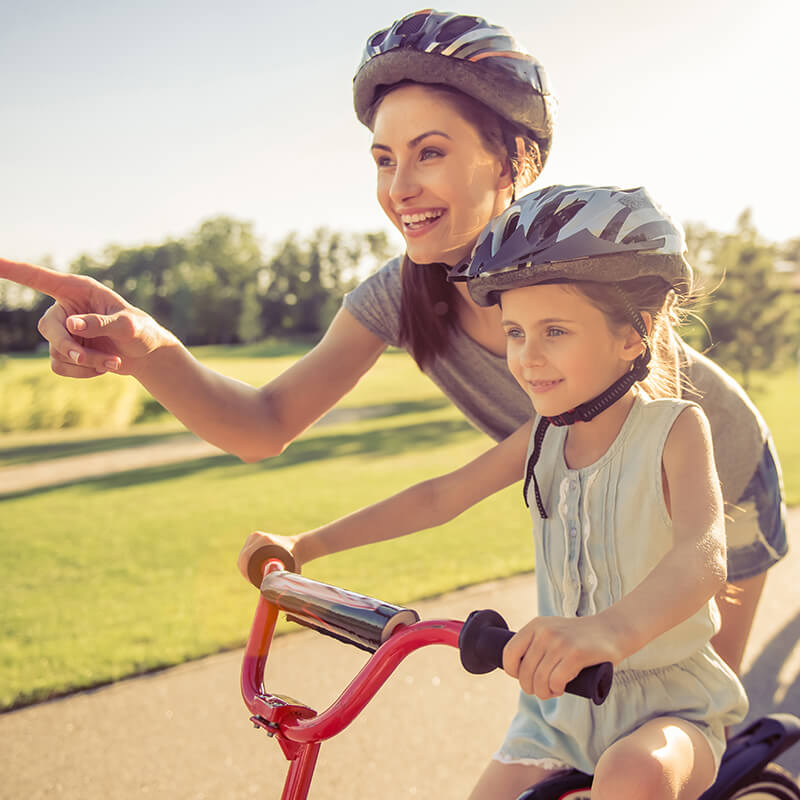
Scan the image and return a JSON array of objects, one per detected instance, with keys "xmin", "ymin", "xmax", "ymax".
[
  {"xmin": 451, "ymin": 184, "xmax": 692, "ymax": 306},
  {"xmin": 353, "ymin": 9, "xmax": 556, "ymax": 167}
]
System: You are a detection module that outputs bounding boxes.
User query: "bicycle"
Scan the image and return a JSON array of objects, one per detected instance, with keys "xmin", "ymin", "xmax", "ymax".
[{"xmin": 241, "ymin": 545, "xmax": 800, "ymax": 800}]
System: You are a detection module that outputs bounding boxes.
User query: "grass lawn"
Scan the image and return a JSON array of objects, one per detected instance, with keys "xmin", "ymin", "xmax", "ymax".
[
  {"xmin": 0, "ymin": 347, "xmax": 531, "ymax": 710},
  {"xmin": 0, "ymin": 346, "xmax": 796, "ymax": 711}
]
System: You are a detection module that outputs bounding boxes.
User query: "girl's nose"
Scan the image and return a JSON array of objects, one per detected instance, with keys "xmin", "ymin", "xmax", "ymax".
[{"xmin": 520, "ymin": 339, "xmax": 546, "ymax": 368}]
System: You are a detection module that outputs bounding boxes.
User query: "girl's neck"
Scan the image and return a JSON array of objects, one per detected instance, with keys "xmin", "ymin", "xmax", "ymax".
[
  {"xmin": 562, "ymin": 390, "xmax": 638, "ymax": 470},
  {"xmin": 450, "ymin": 280, "xmax": 507, "ymax": 356}
]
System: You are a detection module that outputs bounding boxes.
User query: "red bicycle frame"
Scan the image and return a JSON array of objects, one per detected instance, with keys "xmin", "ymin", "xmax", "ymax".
[
  {"xmin": 241, "ymin": 560, "xmax": 464, "ymax": 800},
  {"xmin": 241, "ymin": 556, "xmax": 612, "ymax": 800}
]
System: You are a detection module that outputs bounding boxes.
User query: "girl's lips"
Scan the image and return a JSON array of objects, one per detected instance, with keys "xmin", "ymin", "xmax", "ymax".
[{"xmin": 526, "ymin": 378, "xmax": 563, "ymax": 394}]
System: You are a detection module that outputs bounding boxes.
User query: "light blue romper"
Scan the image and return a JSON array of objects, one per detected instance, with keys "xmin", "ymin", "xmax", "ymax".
[{"xmin": 495, "ymin": 394, "xmax": 748, "ymax": 774}]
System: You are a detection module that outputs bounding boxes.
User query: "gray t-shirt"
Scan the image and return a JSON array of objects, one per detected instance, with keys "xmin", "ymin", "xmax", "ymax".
[{"xmin": 343, "ymin": 257, "xmax": 770, "ymax": 506}]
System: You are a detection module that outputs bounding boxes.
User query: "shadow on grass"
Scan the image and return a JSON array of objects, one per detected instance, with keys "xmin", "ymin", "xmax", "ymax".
[
  {"xmin": 2, "ymin": 404, "xmax": 474, "ymax": 501},
  {"xmin": 0, "ymin": 398, "xmax": 450, "ymax": 468},
  {"xmin": 0, "ymin": 431, "xmax": 193, "ymax": 468}
]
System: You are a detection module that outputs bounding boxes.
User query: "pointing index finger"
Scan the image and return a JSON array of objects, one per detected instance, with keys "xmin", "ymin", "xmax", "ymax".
[{"xmin": 0, "ymin": 258, "xmax": 76, "ymax": 300}]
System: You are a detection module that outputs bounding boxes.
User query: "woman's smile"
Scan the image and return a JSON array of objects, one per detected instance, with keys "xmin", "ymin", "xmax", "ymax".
[
  {"xmin": 370, "ymin": 84, "xmax": 510, "ymax": 266},
  {"xmin": 397, "ymin": 207, "xmax": 446, "ymax": 237}
]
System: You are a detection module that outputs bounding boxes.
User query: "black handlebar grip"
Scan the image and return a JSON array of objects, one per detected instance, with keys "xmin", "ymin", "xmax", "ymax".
[
  {"xmin": 458, "ymin": 609, "xmax": 614, "ymax": 706},
  {"xmin": 246, "ymin": 543, "xmax": 297, "ymax": 587}
]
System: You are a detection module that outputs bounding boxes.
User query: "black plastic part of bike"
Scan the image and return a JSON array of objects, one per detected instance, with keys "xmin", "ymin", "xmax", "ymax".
[
  {"xmin": 458, "ymin": 610, "xmax": 614, "ymax": 706},
  {"xmin": 698, "ymin": 713, "xmax": 800, "ymax": 799},
  {"xmin": 515, "ymin": 768, "xmax": 592, "ymax": 799},
  {"xmin": 260, "ymin": 570, "xmax": 420, "ymax": 652},
  {"xmin": 246, "ymin": 543, "xmax": 297, "ymax": 586}
]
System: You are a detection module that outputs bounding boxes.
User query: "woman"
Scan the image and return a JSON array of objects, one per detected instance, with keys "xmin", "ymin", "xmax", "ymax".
[{"xmin": 0, "ymin": 10, "xmax": 786, "ymax": 677}]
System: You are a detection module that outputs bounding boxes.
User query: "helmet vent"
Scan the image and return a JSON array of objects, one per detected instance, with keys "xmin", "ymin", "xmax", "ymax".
[
  {"xmin": 502, "ymin": 213, "xmax": 520, "ymax": 243},
  {"xmin": 370, "ymin": 30, "xmax": 388, "ymax": 48},
  {"xmin": 396, "ymin": 13, "xmax": 427, "ymax": 36},
  {"xmin": 436, "ymin": 16, "xmax": 480, "ymax": 42},
  {"xmin": 530, "ymin": 200, "xmax": 585, "ymax": 241}
]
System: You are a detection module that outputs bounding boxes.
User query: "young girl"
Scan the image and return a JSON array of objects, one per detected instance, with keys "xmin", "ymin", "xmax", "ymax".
[
  {"xmin": 0, "ymin": 10, "xmax": 786, "ymax": 675},
  {"xmin": 239, "ymin": 185, "xmax": 748, "ymax": 800}
]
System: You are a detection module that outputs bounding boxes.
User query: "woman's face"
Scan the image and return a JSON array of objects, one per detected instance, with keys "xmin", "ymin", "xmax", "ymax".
[{"xmin": 371, "ymin": 84, "xmax": 511, "ymax": 267}]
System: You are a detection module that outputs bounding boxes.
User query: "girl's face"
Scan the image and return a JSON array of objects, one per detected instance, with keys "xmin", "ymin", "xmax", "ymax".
[
  {"xmin": 501, "ymin": 283, "xmax": 643, "ymax": 418},
  {"xmin": 371, "ymin": 83, "xmax": 511, "ymax": 267}
]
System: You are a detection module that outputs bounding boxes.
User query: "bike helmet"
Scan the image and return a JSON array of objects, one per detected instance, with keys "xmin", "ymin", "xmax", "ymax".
[
  {"xmin": 452, "ymin": 183, "xmax": 692, "ymax": 306},
  {"xmin": 353, "ymin": 9, "xmax": 556, "ymax": 167},
  {"xmin": 451, "ymin": 184, "xmax": 691, "ymax": 519}
]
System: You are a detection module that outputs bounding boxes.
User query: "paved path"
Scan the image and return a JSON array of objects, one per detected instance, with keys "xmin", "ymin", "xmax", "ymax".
[
  {"xmin": 0, "ymin": 406, "xmax": 392, "ymax": 497},
  {"xmin": 2, "ymin": 510, "xmax": 798, "ymax": 800}
]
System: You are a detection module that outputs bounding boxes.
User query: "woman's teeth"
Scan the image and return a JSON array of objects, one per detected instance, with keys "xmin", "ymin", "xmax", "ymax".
[{"xmin": 402, "ymin": 210, "xmax": 444, "ymax": 227}]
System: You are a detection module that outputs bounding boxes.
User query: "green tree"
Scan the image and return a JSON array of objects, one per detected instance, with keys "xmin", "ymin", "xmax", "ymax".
[
  {"xmin": 261, "ymin": 228, "xmax": 395, "ymax": 336},
  {"xmin": 237, "ymin": 282, "xmax": 264, "ymax": 344},
  {"xmin": 687, "ymin": 211, "xmax": 799, "ymax": 390}
]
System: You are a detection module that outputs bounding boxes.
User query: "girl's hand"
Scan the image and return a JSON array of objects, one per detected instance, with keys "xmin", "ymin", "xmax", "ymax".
[
  {"xmin": 237, "ymin": 531, "xmax": 301, "ymax": 584},
  {"xmin": 502, "ymin": 615, "xmax": 622, "ymax": 700},
  {"xmin": 0, "ymin": 258, "xmax": 174, "ymax": 378}
]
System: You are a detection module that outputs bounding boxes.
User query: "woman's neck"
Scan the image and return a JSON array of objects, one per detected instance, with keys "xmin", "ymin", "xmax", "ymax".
[
  {"xmin": 450, "ymin": 280, "xmax": 507, "ymax": 356},
  {"xmin": 563, "ymin": 390, "xmax": 637, "ymax": 470}
]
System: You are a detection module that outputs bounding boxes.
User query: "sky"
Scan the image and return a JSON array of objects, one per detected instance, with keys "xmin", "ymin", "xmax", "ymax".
[{"xmin": 2, "ymin": 0, "xmax": 798, "ymax": 270}]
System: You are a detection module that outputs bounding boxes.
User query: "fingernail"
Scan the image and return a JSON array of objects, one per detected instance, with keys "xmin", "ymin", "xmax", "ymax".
[
  {"xmin": 69, "ymin": 350, "xmax": 81, "ymax": 364},
  {"xmin": 104, "ymin": 359, "xmax": 119, "ymax": 370},
  {"xmin": 69, "ymin": 317, "xmax": 87, "ymax": 331}
]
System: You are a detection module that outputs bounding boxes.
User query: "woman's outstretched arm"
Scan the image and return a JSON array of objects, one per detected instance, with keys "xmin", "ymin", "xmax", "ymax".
[{"xmin": 0, "ymin": 258, "xmax": 387, "ymax": 461}]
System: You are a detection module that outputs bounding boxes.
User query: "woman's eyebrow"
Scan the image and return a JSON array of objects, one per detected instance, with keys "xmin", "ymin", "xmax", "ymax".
[{"xmin": 371, "ymin": 130, "xmax": 452, "ymax": 152}]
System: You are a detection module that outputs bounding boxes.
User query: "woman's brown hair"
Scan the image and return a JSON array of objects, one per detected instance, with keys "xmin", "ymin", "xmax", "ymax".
[{"xmin": 369, "ymin": 81, "xmax": 542, "ymax": 370}]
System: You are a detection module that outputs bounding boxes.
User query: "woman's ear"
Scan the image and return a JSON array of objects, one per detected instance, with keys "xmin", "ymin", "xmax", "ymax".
[{"xmin": 498, "ymin": 135, "xmax": 526, "ymax": 190}]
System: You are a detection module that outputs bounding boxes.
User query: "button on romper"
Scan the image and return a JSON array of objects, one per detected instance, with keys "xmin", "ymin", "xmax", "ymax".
[{"xmin": 495, "ymin": 394, "xmax": 748, "ymax": 774}]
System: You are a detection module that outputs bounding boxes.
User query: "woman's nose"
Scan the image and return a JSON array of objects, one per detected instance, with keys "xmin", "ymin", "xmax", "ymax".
[{"xmin": 389, "ymin": 162, "xmax": 421, "ymax": 205}]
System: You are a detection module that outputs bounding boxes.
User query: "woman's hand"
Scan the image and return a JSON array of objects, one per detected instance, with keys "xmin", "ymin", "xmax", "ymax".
[
  {"xmin": 502, "ymin": 615, "xmax": 622, "ymax": 700},
  {"xmin": 0, "ymin": 258, "xmax": 175, "ymax": 378},
  {"xmin": 237, "ymin": 531, "xmax": 302, "ymax": 584}
]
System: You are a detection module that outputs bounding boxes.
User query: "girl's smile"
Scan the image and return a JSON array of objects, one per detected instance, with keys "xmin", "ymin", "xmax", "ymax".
[
  {"xmin": 501, "ymin": 283, "xmax": 644, "ymax": 418},
  {"xmin": 524, "ymin": 378, "xmax": 565, "ymax": 394}
]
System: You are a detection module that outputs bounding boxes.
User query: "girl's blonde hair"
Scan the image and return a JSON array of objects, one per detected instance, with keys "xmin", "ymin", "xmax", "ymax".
[{"xmin": 568, "ymin": 276, "xmax": 688, "ymax": 400}]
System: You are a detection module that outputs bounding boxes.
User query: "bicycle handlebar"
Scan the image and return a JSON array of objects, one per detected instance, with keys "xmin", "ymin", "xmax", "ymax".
[
  {"xmin": 458, "ymin": 609, "xmax": 613, "ymax": 705},
  {"xmin": 259, "ymin": 569, "xmax": 420, "ymax": 652},
  {"xmin": 244, "ymin": 544, "xmax": 612, "ymax": 704}
]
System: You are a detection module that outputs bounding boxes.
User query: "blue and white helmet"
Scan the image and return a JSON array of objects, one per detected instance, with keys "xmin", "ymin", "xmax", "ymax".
[
  {"xmin": 451, "ymin": 184, "xmax": 692, "ymax": 306},
  {"xmin": 353, "ymin": 9, "xmax": 556, "ymax": 166}
]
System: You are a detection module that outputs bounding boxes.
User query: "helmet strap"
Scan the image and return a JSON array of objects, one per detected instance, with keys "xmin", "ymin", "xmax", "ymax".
[
  {"xmin": 501, "ymin": 130, "xmax": 519, "ymax": 203},
  {"xmin": 523, "ymin": 298, "xmax": 651, "ymax": 519}
]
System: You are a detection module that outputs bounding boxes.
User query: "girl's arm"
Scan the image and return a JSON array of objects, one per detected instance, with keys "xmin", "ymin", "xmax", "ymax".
[
  {"xmin": 237, "ymin": 420, "xmax": 533, "ymax": 578},
  {"xmin": 1, "ymin": 259, "xmax": 387, "ymax": 462},
  {"xmin": 504, "ymin": 406, "xmax": 726, "ymax": 698},
  {"xmin": 595, "ymin": 405, "xmax": 726, "ymax": 656}
]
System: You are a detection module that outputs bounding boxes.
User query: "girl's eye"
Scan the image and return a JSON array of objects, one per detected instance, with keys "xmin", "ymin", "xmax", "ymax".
[
  {"xmin": 504, "ymin": 327, "xmax": 524, "ymax": 339},
  {"xmin": 546, "ymin": 327, "xmax": 566, "ymax": 337},
  {"xmin": 375, "ymin": 155, "xmax": 395, "ymax": 168}
]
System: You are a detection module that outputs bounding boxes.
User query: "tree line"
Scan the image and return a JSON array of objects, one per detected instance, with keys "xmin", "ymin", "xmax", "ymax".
[
  {"xmin": 0, "ymin": 217, "xmax": 394, "ymax": 352},
  {"xmin": 1, "ymin": 211, "xmax": 798, "ymax": 389}
]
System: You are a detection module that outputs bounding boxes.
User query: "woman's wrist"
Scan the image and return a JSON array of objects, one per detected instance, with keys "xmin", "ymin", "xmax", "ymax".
[{"xmin": 129, "ymin": 327, "xmax": 188, "ymax": 382}]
